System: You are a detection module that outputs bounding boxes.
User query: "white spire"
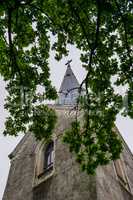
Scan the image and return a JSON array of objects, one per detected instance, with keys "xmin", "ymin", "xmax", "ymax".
[{"xmin": 58, "ymin": 61, "xmax": 80, "ymax": 105}]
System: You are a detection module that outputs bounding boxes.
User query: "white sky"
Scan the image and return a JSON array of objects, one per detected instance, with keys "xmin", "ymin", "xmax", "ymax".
[{"xmin": 0, "ymin": 46, "xmax": 133, "ymax": 199}]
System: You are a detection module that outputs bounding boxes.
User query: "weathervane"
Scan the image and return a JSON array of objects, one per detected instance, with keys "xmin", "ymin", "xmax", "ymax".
[{"xmin": 65, "ymin": 59, "xmax": 72, "ymax": 67}]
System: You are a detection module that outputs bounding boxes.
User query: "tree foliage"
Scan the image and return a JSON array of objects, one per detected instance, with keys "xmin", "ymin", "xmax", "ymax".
[{"xmin": 0, "ymin": 0, "xmax": 132, "ymax": 174}]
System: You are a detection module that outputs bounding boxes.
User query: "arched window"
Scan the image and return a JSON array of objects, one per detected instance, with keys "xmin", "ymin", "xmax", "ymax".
[{"xmin": 44, "ymin": 141, "xmax": 54, "ymax": 170}]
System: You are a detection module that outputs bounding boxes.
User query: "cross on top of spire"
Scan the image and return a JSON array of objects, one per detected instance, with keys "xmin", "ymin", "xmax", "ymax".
[{"xmin": 65, "ymin": 59, "xmax": 72, "ymax": 67}]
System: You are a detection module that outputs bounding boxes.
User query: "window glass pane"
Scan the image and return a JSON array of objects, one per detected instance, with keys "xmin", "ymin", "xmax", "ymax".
[
  {"xmin": 47, "ymin": 153, "xmax": 51, "ymax": 166},
  {"xmin": 51, "ymin": 150, "xmax": 54, "ymax": 164},
  {"xmin": 44, "ymin": 142, "xmax": 54, "ymax": 169}
]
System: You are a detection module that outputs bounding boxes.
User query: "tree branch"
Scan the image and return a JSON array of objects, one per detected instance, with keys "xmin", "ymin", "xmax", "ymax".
[
  {"xmin": 114, "ymin": 0, "xmax": 132, "ymax": 68},
  {"xmin": 7, "ymin": 8, "xmax": 26, "ymax": 103}
]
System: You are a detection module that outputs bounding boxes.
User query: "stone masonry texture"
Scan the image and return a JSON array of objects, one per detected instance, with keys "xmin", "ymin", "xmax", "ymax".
[{"xmin": 3, "ymin": 106, "xmax": 133, "ymax": 200}]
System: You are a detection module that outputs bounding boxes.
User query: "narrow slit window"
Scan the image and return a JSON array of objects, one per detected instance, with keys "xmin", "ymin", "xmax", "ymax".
[{"xmin": 114, "ymin": 159, "xmax": 130, "ymax": 191}]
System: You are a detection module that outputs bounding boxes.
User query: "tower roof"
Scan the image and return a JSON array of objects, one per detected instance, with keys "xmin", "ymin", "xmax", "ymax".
[{"xmin": 59, "ymin": 64, "xmax": 80, "ymax": 93}]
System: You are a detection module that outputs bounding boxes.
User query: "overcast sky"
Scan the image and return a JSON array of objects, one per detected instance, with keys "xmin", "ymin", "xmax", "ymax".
[{"xmin": 0, "ymin": 46, "xmax": 133, "ymax": 199}]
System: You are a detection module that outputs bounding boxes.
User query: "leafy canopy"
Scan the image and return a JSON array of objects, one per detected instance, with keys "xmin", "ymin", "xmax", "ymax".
[{"xmin": 0, "ymin": 0, "xmax": 132, "ymax": 174}]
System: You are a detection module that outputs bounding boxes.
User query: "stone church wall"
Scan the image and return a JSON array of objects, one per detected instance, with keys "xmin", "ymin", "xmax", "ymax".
[
  {"xmin": 3, "ymin": 134, "xmax": 36, "ymax": 200},
  {"xmin": 3, "ymin": 107, "xmax": 133, "ymax": 200}
]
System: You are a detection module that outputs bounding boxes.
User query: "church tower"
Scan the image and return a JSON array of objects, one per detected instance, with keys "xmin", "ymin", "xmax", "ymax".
[{"xmin": 3, "ymin": 63, "xmax": 133, "ymax": 200}]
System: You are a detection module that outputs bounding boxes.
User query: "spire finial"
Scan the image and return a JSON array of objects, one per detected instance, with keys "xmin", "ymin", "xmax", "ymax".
[{"xmin": 65, "ymin": 59, "xmax": 72, "ymax": 67}]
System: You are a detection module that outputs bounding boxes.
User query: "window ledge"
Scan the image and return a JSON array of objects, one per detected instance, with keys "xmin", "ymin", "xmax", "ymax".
[
  {"xmin": 38, "ymin": 165, "xmax": 53, "ymax": 178},
  {"xmin": 33, "ymin": 168, "xmax": 56, "ymax": 188}
]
